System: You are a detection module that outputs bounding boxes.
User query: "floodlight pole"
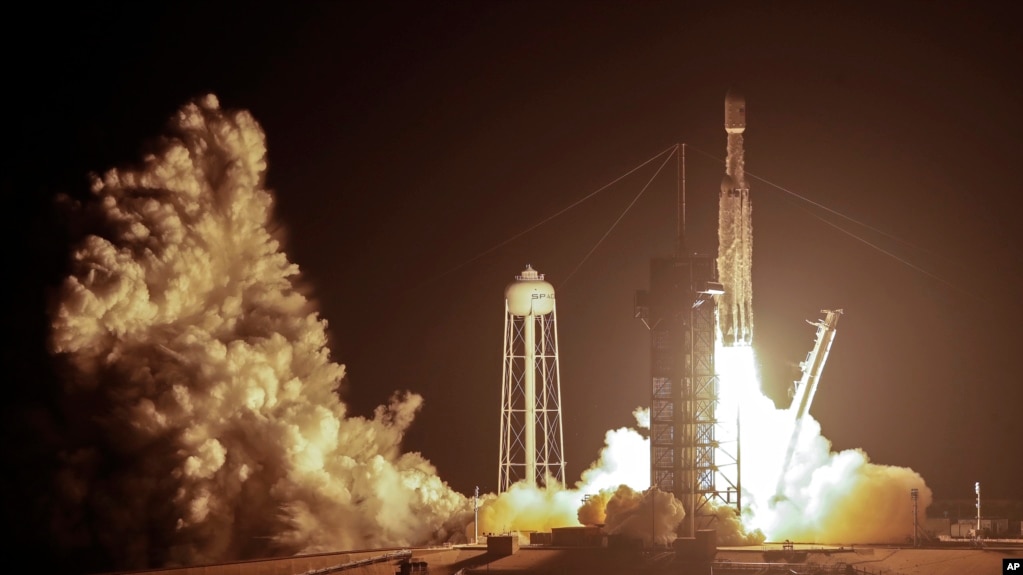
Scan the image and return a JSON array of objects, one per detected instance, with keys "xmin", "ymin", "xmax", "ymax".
[
  {"xmin": 910, "ymin": 488, "xmax": 919, "ymax": 547},
  {"xmin": 975, "ymin": 482, "xmax": 981, "ymax": 541}
]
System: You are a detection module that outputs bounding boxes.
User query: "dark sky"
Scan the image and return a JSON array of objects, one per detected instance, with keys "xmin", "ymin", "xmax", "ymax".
[{"xmin": 6, "ymin": 0, "xmax": 1022, "ymax": 545}]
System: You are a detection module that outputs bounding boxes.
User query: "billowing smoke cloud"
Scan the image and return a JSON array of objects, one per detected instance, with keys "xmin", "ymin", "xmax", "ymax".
[
  {"xmin": 477, "ymin": 482, "xmax": 583, "ymax": 535},
  {"xmin": 477, "ymin": 407, "xmax": 687, "ymax": 543},
  {"xmin": 573, "ymin": 417, "xmax": 691, "ymax": 547},
  {"xmin": 49, "ymin": 95, "xmax": 470, "ymax": 570},
  {"xmin": 754, "ymin": 414, "xmax": 932, "ymax": 543},
  {"xmin": 603, "ymin": 485, "xmax": 686, "ymax": 546},
  {"xmin": 718, "ymin": 346, "xmax": 932, "ymax": 543},
  {"xmin": 706, "ymin": 502, "xmax": 765, "ymax": 546},
  {"xmin": 577, "ymin": 489, "xmax": 613, "ymax": 526},
  {"xmin": 577, "ymin": 407, "xmax": 651, "ymax": 494}
]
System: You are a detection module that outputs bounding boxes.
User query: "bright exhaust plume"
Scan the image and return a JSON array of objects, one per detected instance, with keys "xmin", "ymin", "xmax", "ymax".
[{"xmin": 716, "ymin": 345, "xmax": 932, "ymax": 543}]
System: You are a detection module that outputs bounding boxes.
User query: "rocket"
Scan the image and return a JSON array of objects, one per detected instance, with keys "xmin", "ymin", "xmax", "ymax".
[
  {"xmin": 717, "ymin": 90, "xmax": 754, "ymax": 346},
  {"xmin": 725, "ymin": 91, "xmax": 746, "ymax": 134},
  {"xmin": 788, "ymin": 310, "xmax": 842, "ymax": 423},
  {"xmin": 774, "ymin": 309, "xmax": 843, "ymax": 500}
]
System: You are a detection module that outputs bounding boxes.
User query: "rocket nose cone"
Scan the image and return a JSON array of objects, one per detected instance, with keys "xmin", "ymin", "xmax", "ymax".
[
  {"xmin": 725, "ymin": 89, "xmax": 747, "ymax": 133},
  {"xmin": 721, "ymin": 175, "xmax": 735, "ymax": 194},
  {"xmin": 725, "ymin": 89, "xmax": 745, "ymax": 107}
]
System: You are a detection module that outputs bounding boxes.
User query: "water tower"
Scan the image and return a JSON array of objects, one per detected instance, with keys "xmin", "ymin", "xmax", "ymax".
[{"xmin": 498, "ymin": 265, "xmax": 566, "ymax": 492}]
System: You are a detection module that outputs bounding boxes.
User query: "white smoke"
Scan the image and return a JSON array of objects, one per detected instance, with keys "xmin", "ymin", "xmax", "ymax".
[
  {"xmin": 602, "ymin": 485, "xmax": 686, "ymax": 546},
  {"xmin": 476, "ymin": 481, "xmax": 584, "ymax": 535},
  {"xmin": 726, "ymin": 133, "xmax": 745, "ymax": 189},
  {"xmin": 717, "ymin": 346, "xmax": 933, "ymax": 544},
  {"xmin": 476, "ymin": 407, "xmax": 688, "ymax": 543},
  {"xmin": 753, "ymin": 413, "xmax": 933, "ymax": 543},
  {"xmin": 577, "ymin": 408, "xmax": 651, "ymax": 494},
  {"xmin": 49, "ymin": 95, "xmax": 470, "ymax": 569}
]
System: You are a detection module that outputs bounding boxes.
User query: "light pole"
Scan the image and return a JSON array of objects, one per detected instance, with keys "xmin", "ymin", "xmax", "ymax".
[
  {"xmin": 910, "ymin": 488, "xmax": 919, "ymax": 547},
  {"xmin": 975, "ymin": 482, "xmax": 981, "ymax": 541}
]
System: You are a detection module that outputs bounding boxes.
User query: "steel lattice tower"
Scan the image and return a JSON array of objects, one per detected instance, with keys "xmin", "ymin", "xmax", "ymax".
[
  {"xmin": 498, "ymin": 265, "xmax": 566, "ymax": 492},
  {"xmin": 637, "ymin": 255, "xmax": 737, "ymax": 536},
  {"xmin": 635, "ymin": 141, "xmax": 740, "ymax": 537}
]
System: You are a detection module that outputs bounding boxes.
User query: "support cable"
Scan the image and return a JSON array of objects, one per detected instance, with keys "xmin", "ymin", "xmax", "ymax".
[
  {"xmin": 686, "ymin": 144, "xmax": 968, "ymax": 296},
  {"xmin": 423, "ymin": 144, "xmax": 679, "ymax": 285},
  {"xmin": 560, "ymin": 146, "xmax": 677, "ymax": 288}
]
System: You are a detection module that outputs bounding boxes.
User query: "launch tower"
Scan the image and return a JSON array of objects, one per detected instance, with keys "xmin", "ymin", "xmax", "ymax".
[
  {"xmin": 498, "ymin": 265, "xmax": 567, "ymax": 492},
  {"xmin": 636, "ymin": 143, "xmax": 740, "ymax": 537}
]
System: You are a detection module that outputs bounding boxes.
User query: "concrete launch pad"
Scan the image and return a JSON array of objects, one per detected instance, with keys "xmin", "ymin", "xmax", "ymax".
[
  {"xmin": 107, "ymin": 541, "xmax": 1022, "ymax": 575},
  {"xmin": 715, "ymin": 544, "xmax": 1016, "ymax": 575}
]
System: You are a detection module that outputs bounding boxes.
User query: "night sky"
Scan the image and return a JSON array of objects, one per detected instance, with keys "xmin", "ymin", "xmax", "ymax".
[{"xmin": 6, "ymin": 1, "xmax": 1022, "ymax": 565}]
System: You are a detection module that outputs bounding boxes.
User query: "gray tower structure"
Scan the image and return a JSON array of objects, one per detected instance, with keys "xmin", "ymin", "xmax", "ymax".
[{"xmin": 636, "ymin": 144, "xmax": 740, "ymax": 535}]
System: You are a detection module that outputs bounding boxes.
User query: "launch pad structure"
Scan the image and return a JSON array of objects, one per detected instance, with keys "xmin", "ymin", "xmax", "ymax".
[
  {"xmin": 635, "ymin": 250, "xmax": 738, "ymax": 536},
  {"xmin": 636, "ymin": 93, "xmax": 751, "ymax": 536}
]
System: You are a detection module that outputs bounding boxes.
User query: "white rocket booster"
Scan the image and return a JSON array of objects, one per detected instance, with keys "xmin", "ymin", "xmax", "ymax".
[
  {"xmin": 717, "ymin": 90, "xmax": 754, "ymax": 346},
  {"xmin": 788, "ymin": 309, "xmax": 843, "ymax": 423},
  {"xmin": 774, "ymin": 309, "xmax": 843, "ymax": 500}
]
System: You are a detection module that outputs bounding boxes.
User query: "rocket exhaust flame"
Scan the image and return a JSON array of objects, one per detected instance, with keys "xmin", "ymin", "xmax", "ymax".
[
  {"xmin": 716, "ymin": 342, "xmax": 932, "ymax": 544},
  {"xmin": 774, "ymin": 309, "xmax": 842, "ymax": 501}
]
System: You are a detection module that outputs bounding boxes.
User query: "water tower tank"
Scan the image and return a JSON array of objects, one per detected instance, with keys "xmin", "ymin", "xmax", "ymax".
[{"xmin": 505, "ymin": 265, "xmax": 556, "ymax": 316}]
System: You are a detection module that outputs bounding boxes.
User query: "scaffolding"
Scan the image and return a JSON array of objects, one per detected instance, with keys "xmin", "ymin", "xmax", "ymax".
[{"xmin": 637, "ymin": 254, "xmax": 739, "ymax": 536}]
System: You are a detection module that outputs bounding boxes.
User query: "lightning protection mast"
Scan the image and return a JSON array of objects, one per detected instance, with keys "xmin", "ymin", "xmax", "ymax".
[{"xmin": 498, "ymin": 265, "xmax": 566, "ymax": 492}]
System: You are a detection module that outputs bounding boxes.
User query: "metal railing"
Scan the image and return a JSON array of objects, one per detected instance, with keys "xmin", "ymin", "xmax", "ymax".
[
  {"xmin": 300, "ymin": 549, "xmax": 412, "ymax": 574},
  {"xmin": 711, "ymin": 561, "xmax": 853, "ymax": 574},
  {"xmin": 711, "ymin": 563, "xmax": 907, "ymax": 575}
]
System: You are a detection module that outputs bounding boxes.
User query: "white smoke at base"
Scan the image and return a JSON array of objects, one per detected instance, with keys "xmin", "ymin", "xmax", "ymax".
[
  {"xmin": 577, "ymin": 407, "xmax": 652, "ymax": 494},
  {"xmin": 715, "ymin": 345, "xmax": 933, "ymax": 543},
  {"xmin": 533, "ymin": 343, "xmax": 934, "ymax": 547},
  {"xmin": 49, "ymin": 95, "xmax": 470, "ymax": 570},
  {"xmin": 602, "ymin": 485, "xmax": 686, "ymax": 546},
  {"xmin": 476, "ymin": 407, "xmax": 689, "ymax": 546},
  {"xmin": 50, "ymin": 95, "xmax": 684, "ymax": 567}
]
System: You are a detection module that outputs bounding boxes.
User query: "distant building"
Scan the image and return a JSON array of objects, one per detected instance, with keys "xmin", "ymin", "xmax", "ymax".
[
  {"xmin": 923, "ymin": 517, "xmax": 950, "ymax": 538},
  {"xmin": 951, "ymin": 518, "xmax": 1009, "ymax": 538}
]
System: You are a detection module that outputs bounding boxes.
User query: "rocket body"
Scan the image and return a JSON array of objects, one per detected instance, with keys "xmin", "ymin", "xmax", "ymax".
[
  {"xmin": 774, "ymin": 309, "xmax": 843, "ymax": 500},
  {"xmin": 725, "ymin": 91, "xmax": 746, "ymax": 134},
  {"xmin": 717, "ymin": 91, "xmax": 754, "ymax": 346},
  {"xmin": 788, "ymin": 310, "xmax": 842, "ymax": 423}
]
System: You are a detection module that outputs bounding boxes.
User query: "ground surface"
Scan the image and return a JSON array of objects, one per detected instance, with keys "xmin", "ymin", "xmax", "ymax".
[{"xmin": 717, "ymin": 544, "xmax": 1020, "ymax": 575}]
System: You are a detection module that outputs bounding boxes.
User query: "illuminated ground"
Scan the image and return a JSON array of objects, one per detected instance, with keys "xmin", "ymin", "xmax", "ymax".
[
  {"xmin": 716, "ymin": 543, "xmax": 1020, "ymax": 575},
  {"xmin": 106, "ymin": 541, "xmax": 1023, "ymax": 575}
]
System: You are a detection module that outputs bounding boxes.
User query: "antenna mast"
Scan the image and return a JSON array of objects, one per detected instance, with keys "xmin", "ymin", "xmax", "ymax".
[{"xmin": 676, "ymin": 143, "xmax": 687, "ymax": 257}]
